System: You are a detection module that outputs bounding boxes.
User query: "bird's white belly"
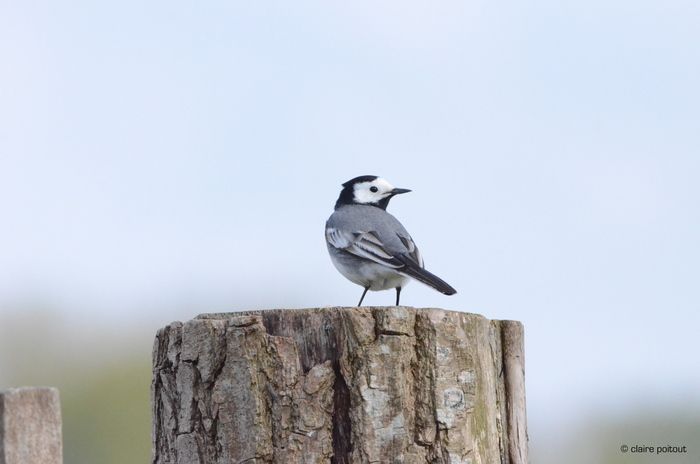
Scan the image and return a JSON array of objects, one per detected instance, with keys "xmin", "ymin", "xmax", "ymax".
[{"xmin": 331, "ymin": 254, "xmax": 409, "ymax": 291}]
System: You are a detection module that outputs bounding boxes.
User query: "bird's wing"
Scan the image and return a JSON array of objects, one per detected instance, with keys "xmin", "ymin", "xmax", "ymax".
[
  {"xmin": 395, "ymin": 232, "xmax": 423, "ymax": 267},
  {"xmin": 326, "ymin": 226, "xmax": 457, "ymax": 295},
  {"xmin": 326, "ymin": 227, "xmax": 404, "ymax": 268}
]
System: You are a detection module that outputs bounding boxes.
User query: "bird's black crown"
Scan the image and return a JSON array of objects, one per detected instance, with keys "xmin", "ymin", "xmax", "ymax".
[{"xmin": 341, "ymin": 175, "xmax": 378, "ymax": 188}]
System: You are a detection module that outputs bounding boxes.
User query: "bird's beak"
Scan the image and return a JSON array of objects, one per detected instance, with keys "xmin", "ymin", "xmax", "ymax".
[{"xmin": 390, "ymin": 187, "xmax": 412, "ymax": 195}]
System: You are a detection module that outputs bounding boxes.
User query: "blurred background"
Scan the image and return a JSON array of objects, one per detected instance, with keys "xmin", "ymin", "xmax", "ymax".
[{"xmin": 1, "ymin": 0, "xmax": 699, "ymax": 463}]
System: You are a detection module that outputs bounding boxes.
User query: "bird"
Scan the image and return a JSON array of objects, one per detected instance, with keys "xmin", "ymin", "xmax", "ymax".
[{"xmin": 325, "ymin": 175, "xmax": 457, "ymax": 306}]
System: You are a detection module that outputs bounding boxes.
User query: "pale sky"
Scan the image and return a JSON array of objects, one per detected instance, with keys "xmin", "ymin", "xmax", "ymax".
[{"xmin": 2, "ymin": 0, "xmax": 700, "ymax": 450}]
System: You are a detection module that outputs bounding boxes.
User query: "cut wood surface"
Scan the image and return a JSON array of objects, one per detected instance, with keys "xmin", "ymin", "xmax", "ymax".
[
  {"xmin": 0, "ymin": 387, "xmax": 63, "ymax": 464},
  {"xmin": 152, "ymin": 307, "xmax": 528, "ymax": 464}
]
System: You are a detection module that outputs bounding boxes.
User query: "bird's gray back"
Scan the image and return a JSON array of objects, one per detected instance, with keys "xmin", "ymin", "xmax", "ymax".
[{"xmin": 326, "ymin": 205, "xmax": 412, "ymax": 254}]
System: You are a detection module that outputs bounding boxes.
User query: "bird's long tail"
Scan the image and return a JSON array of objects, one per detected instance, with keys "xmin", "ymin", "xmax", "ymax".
[{"xmin": 399, "ymin": 260, "xmax": 457, "ymax": 295}]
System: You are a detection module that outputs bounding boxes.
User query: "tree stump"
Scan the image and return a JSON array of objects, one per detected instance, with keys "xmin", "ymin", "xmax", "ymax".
[{"xmin": 151, "ymin": 307, "xmax": 528, "ymax": 464}]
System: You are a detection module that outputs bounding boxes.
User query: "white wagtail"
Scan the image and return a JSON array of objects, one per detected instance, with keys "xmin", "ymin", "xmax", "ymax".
[{"xmin": 325, "ymin": 175, "xmax": 457, "ymax": 306}]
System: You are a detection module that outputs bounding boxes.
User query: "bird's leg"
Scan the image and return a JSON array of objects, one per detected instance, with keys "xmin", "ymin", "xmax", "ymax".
[
  {"xmin": 395, "ymin": 286, "xmax": 402, "ymax": 306},
  {"xmin": 357, "ymin": 286, "xmax": 370, "ymax": 307}
]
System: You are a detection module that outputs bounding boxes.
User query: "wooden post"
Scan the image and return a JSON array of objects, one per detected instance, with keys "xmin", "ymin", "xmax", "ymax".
[
  {"xmin": 0, "ymin": 387, "xmax": 63, "ymax": 464},
  {"xmin": 152, "ymin": 307, "xmax": 529, "ymax": 464}
]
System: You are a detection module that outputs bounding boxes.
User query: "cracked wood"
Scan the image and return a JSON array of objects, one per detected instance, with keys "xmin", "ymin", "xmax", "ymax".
[{"xmin": 151, "ymin": 307, "xmax": 528, "ymax": 464}]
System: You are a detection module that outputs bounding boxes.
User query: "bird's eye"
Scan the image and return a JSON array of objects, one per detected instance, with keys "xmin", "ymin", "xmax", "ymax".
[{"xmin": 370, "ymin": 186, "xmax": 379, "ymax": 193}]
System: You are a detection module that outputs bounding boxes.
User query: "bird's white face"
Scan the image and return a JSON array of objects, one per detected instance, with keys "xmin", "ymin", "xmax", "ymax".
[{"xmin": 352, "ymin": 178, "xmax": 396, "ymax": 204}]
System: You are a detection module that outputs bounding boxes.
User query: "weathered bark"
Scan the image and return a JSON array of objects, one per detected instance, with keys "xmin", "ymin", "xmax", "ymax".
[
  {"xmin": 0, "ymin": 387, "xmax": 63, "ymax": 464},
  {"xmin": 152, "ymin": 307, "xmax": 528, "ymax": 464}
]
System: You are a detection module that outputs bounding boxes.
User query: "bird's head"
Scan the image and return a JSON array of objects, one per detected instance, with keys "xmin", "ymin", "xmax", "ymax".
[{"xmin": 335, "ymin": 175, "xmax": 411, "ymax": 210}]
